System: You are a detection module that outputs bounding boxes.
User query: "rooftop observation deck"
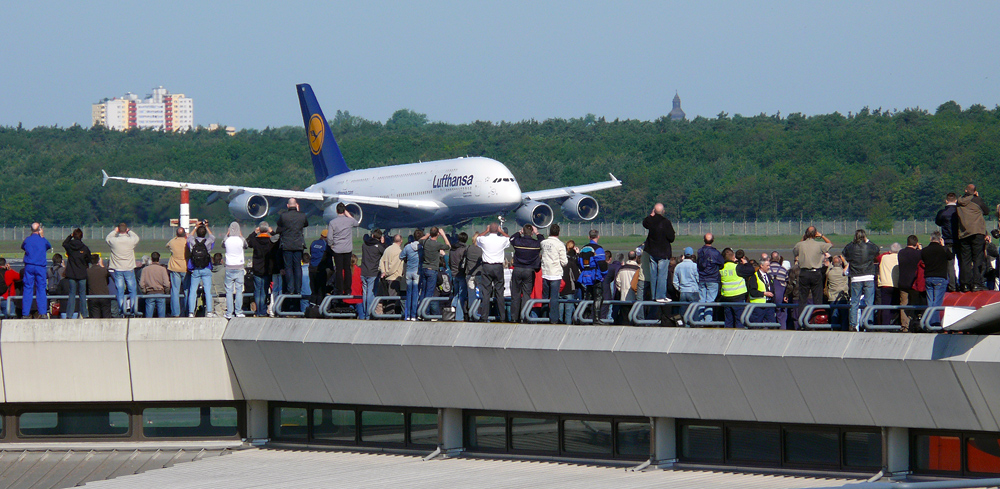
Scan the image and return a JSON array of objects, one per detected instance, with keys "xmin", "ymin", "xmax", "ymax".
[{"xmin": 0, "ymin": 317, "xmax": 998, "ymax": 486}]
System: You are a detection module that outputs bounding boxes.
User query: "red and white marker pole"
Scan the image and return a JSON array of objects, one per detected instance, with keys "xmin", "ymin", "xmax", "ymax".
[{"xmin": 180, "ymin": 187, "xmax": 191, "ymax": 232}]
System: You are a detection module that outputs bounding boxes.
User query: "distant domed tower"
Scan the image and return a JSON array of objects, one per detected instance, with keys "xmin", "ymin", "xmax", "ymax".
[{"xmin": 668, "ymin": 91, "xmax": 685, "ymax": 121}]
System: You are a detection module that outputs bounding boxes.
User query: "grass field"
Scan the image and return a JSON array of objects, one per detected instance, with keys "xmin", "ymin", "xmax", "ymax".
[{"xmin": 0, "ymin": 232, "xmax": 932, "ymax": 263}]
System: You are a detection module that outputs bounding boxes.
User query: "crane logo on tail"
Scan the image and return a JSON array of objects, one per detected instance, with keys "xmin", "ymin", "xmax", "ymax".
[{"xmin": 308, "ymin": 114, "xmax": 325, "ymax": 155}]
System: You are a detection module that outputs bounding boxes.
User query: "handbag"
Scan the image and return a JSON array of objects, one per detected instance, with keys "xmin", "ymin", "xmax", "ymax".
[{"xmin": 912, "ymin": 261, "xmax": 926, "ymax": 293}]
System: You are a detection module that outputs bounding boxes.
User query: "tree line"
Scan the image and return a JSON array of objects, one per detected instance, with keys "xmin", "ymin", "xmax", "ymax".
[{"xmin": 0, "ymin": 101, "xmax": 997, "ymax": 226}]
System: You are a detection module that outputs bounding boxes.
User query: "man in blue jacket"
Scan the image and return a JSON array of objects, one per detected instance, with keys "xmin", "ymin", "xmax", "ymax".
[
  {"xmin": 577, "ymin": 230, "xmax": 608, "ymax": 324},
  {"xmin": 21, "ymin": 222, "xmax": 52, "ymax": 318},
  {"xmin": 696, "ymin": 233, "xmax": 725, "ymax": 322}
]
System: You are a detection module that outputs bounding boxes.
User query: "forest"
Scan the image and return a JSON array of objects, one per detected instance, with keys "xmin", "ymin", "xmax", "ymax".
[{"xmin": 0, "ymin": 101, "xmax": 997, "ymax": 226}]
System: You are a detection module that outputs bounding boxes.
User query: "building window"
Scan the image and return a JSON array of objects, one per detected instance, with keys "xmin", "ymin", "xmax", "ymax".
[
  {"xmin": 312, "ymin": 408, "xmax": 355, "ymax": 443},
  {"xmin": 409, "ymin": 412, "xmax": 437, "ymax": 447},
  {"xmin": 783, "ymin": 427, "xmax": 839, "ymax": 466},
  {"xmin": 19, "ymin": 410, "xmax": 129, "ymax": 437},
  {"xmin": 464, "ymin": 411, "xmax": 647, "ymax": 460},
  {"xmin": 467, "ymin": 415, "xmax": 506, "ymax": 451},
  {"xmin": 912, "ymin": 430, "xmax": 1000, "ymax": 476},
  {"xmin": 269, "ymin": 403, "xmax": 435, "ymax": 448},
  {"xmin": 272, "ymin": 406, "xmax": 308, "ymax": 440},
  {"xmin": 616, "ymin": 422, "xmax": 651, "ymax": 458},
  {"xmin": 563, "ymin": 419, "xmax": 612, "ymax": 455},
  {"xmin": 727, "ymin": 425, "xmax": 780, "ymax": 464},
  {"xmin": 678, "ymin": 420, "xmax": 880, "ymax": 471},
  {"xmin": 360, "ymin": 410, "xmax": 405, "ymax": 444},
  {"xmin": 679, "ymin": 424, "xmax": 724, "ymax": 462},
  {"xmin": 966, "ymin": 434, "xmax": 1000, "ymax": 474},
  {"xmin": 843, "ymin": 431, "xmax": 882, "ymax": 469},
  {"xmin": 142, "ymin": 406, "xmax": 238, "ymax": 438},
  {"xmin": 511, "ymin": 417, "xmax": 558, "ymax": 453}
]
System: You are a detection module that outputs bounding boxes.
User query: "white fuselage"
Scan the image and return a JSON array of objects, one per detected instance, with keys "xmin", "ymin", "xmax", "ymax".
[{"xmin": 304, "ymin": 156, "xmax": 523, "ymax": 229}]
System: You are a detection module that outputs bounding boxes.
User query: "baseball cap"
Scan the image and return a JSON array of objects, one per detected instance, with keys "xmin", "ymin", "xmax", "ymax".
[{"xmin": 684, "ymin": 247, "xmax": 694, "ymax": 255}]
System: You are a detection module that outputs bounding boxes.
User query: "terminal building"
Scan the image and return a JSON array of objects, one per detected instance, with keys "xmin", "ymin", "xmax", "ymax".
[
  {"xmin": 91, "ymin": 87, "xmax": 193, "ymax": 132},
  {"xmin": 0, "ymin": 317, "xmax": 999, "ymax": 487}
]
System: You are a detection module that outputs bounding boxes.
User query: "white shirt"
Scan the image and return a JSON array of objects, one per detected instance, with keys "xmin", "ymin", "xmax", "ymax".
[
  {"xmin": 223, "ymin": 236, "xmax": 246, "ymax": 267},
  {"xmin": 476, "ymin": 233, "xmax": 510, "ymax": 264}
]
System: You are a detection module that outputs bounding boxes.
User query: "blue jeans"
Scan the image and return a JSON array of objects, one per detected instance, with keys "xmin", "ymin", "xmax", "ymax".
[
  {"xmin": 112, "ymin": 270, "xmax": 138, "ymax": 316},
  {"xmin": 925, "ymin": 276, "xmax": 949, "ymax": 327},
  {"xmin": 698, "ymin": 281, "xmax": 719, "ymax": 322},
  {"xmin": 170, "ymin": 271, "xmax": 185, "ymax": 317},
  {"xmin": 360, "ymin": 275, "xmax": 377, "ymax": 319},
  {"xmin": 849, "ymin": 280, "xmax": 875, "ymax": 331},
  {"xmin": 451, "ymin": 274, "xmax": 468, "ymax": 321},
  {"xmin": 189, "ymin": 267, "xmax": 213, "ymax": 314},
  {"xmin": 679, "ymin": 290, "xmax": 699, "ymax": 320},
  {"xmin": 541, "ymin": 279, "xmax": 561, "ymax": 324},
  {"xmin": 419, "ymin": 268, "xmax": 439, "ymax": 317},
  {"xmin": 283, "ymin": 250, "xmax": 303, "ymax": 294},
  {"xmin": 561, "ymin": 290, "xmax": 579, "ymax": 324},
  {"xmin": 225, "ymin": 268, "xmax": 245, "ymax": 317},
  {"xmin": 66, "ymin": 278, "xmax": 88, "ymax": 319},
  {"xmin": 254, "ymin": 274, "xmax": 270, "ymax": 316},
  {"xmin": 649, "ymin": 257, "xmax": 670, "ymax": 301},
  {"xmin": 145, "ymin": 297, "xmax": 166, "ymax": 317},
  {"xmin": 405, "ymin": 271, "xmax": 420, "ymax": 320}
]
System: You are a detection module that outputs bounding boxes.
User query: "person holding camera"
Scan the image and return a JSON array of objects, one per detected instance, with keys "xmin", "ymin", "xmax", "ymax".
[
  {"xmin": 474, "ymin": 220, "xmax": 509, "ymax": 322},
  {"xmin": 62, "ymin": 228, "xmax": 92, "ymax": 319},
  {"xmin": 106, "ymin": 223, "xmax": 140, "ymax": 317},
  {"xmin": 276, "ymin": 198, "xmax": 309, "ymax": 296},
  {"xmin": 792, "ymin": 226, "xmax": 832, "ymax": 330},
  {"xmin": 21, "ymin": 223, "xmax": 52, "ymax": 318},
  {"xmin": 186, "ymin": 220, "xmax": 216, "ymax": 317},
  {"xmin": 956, "ymin": 184, "xmax": 989, "ymax": 292},
  {"xmin": 842, "ymin": 229, "xmax": 880, "ymax": 331}
]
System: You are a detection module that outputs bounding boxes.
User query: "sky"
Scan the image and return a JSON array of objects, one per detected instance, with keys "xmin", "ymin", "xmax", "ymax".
[{"xmin": 2, "ymin": 1, "xmax": 999, "ymax": 130}]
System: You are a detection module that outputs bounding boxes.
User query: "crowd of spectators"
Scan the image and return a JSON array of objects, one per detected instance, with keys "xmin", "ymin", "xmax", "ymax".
[{"xmin": 2, "ymin": 185, "xmax": 995, "ymax": 329}]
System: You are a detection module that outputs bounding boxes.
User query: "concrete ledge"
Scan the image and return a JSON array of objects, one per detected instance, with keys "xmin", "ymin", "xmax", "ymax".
[
  {"xmin": 2, "ymin": 319, "xmax": 132, "ymax": 402},
  {"xmin": 128, "ymin": 318, "xmax": 242, "ymax": 401},
  {"xmin": 221, "ymin": 318, "xmax": 284, "ymax": 401}
]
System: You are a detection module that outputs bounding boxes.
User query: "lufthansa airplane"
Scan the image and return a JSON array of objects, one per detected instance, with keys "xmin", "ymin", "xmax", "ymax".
[{"xmin": 102, "ymin": 84, "xmax": 622, "ymax": 230}]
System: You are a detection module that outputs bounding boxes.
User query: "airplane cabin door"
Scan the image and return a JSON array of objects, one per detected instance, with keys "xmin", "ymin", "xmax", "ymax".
[{"xmin": 474, "ymin": 176, "xmax": 482, "ymax": 197}]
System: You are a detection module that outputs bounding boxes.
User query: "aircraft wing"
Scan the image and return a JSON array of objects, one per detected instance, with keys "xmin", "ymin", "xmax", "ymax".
[
  {"xmin": 101, "ymin": 170, "xmax": 442, "ymax": 210},
  {"xmin": 520, "ymin": 173, "xmax": 622, "ymax": 201}
]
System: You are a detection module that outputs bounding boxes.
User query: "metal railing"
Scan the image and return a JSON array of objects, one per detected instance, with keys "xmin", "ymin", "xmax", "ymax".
[
  {"xmin": 859, "ymin": 304, "xmax": 928, "ymax": 331},
  {"xmin": 5, "ymin": 289, "xmax": 983, "ymax": 333},
  {"xmin": 919, "ymin": 306, "xmax": 975, "ymax": 332},
  {"xmin": 417, "ymin": 297, "xmax": 452, "ymax": 320},
  {"xmin": 369, "ymin": 296, "xmax": 403, "ymax": 320},
  {"xmin": 740, "ymin": 303, "xmax": 782, "ymax": 329},
  {"xmin": 682, "ymin": 302, "xmax": 727, "ymax": 328}
]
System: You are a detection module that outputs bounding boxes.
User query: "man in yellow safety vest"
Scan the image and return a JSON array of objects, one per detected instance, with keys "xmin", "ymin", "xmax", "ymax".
[{"xmin": 719, "ymin": 248, "xmax": 755, "ymax": 328}]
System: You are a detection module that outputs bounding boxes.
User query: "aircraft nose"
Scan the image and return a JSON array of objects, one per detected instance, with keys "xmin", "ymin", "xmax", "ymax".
[{"xmin": 508, "ymin": 183, "xmax": 522, "ymax": 204}]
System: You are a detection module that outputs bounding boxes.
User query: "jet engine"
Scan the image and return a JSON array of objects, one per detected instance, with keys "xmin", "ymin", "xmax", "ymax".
[
  {"xmin": 323, "ymin": 201, "xmax": 363, "ymax": 224},
  {"xmin": 515, "ymin": 200, "xmax": 554, "ymax": 229},
  {"xmin": 228, "ymin": 193, "xmax": 269, "ymax": 221},
  {"xmin": 560, "ymin": 194, "xmax": 599, "ymax": 221}
]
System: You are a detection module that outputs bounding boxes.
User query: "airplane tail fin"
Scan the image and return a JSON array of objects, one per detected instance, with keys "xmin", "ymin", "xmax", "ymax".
[{"xmin": 297, "ymin": 83, "xmax": 351, "ymax": 182}]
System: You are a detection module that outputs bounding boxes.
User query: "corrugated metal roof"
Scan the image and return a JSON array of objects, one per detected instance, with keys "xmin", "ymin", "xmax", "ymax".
[
  {"xmin": 80, "ymin": 448, "xmax": 860, "ymax": 489},
  {"xmin": 0, "ymin": 447, "xmax": 232, "ymax": 489}
]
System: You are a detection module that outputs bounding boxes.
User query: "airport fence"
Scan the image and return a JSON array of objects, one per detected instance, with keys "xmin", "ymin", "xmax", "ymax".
[{"xmin": 0, "ymin": 220, "xmax": 940, "ymax": 242}]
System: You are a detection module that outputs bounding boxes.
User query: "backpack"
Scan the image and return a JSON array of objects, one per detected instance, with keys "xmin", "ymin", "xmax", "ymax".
[
  {"xmin": 437, "ymin": 271, "xmax": 452, "ymax": 295},
  {"xmin": 188, "ymin": 239, "xmax": 211, "ymax": 269},
  {"xmin": 579, "ymin": 246, "xmax": 597, "ymax": 270}
]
